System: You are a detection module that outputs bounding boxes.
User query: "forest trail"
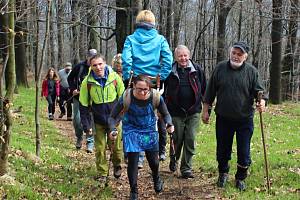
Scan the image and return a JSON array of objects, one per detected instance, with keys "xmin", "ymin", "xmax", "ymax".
[{"xmin": 53, "ymin": 114, "xmax": 222, "ymax": 200}]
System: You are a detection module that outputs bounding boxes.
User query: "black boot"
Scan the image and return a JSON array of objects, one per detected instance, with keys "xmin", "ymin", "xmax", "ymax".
[
  {"xmin": 217, "ymin": 173, "xmax": 229, "ymax": 188},
  {"xmin": 235, "ymin": 179, "xmax": 246, "ymax": 191},
  {"xmin": 129, "ymin": 192, "xmax": 138, "ymax": 200},
  {"xmin": 153, "ymin": 176, "xmax": 164, "ymax": 193},
  {"xmin": 169, "ymin": 155, "xmax": 176, "ymax": 172}
]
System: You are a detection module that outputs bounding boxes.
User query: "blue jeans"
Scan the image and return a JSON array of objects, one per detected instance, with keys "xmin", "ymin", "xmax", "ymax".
[
  {"xmin": 72, "ymin": 98, "xmax": 94, "ymax": 144},
  {"xmin": 216, "ymin": 115, "xmax": 254, "ymax": 178}
]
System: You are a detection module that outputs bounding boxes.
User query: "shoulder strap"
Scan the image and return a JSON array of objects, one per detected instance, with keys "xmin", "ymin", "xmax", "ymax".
[
  {"xmin": 152, "ymin": 89, "xmax": 161, "ymax": 109},
  {"xmin": 122, "ymin": 88, "xmax": 131, "ymax": 113},
  {"xmin": 87, "ymin": 82, "xmax": 92, "ymax": 106}
]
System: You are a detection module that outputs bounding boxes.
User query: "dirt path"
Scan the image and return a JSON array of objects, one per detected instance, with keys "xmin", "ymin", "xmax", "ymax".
[{"xmin": 53, "ymin": 115, "xmax": 222, "ymax": 200}]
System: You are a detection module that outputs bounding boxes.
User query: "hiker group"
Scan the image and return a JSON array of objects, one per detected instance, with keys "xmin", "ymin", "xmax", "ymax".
[{"xmin": 41, "ymin": 10, "xmax": 267, "ymax": 200}]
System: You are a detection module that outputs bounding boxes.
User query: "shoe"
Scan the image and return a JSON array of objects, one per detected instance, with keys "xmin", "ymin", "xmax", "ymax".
[
  {"xmin": 67, "ymin": 117, "xmax": 72, "ymax": 121},
  {"xmin": 159, "ymin": 153, "xmax": 166, "ymax": 161},
  {"xmin": 94, "ymin": 175, "xmax": 107, "ymax": 182},
  {"xmin": 75, "ymin": 138, "xmax": 82, "ymax": 149},
  {"xmin": 129, "ymin": 192, "xmax": 138, "ymax": 200},
  {"xmin": 86, "ymin": 142, "xmax": 94, "ymax": 153},
  {"xmin": 217, "ymin": 173, "xmax": 229, "ymax": 188},
  {"xmin": 169, "ymin": 156, "xmax": 176, "ymax": 172},
  {"xmin": 153, "ymin": 176, "xmax": 164, "ymax": 193},
  {"xmin": 58, "ymin": 113, "xmax": 65, "ymax": 118},
  {"xmin": 113, "ymin": 166, "xmax": 122, "ymax": 179},
  {"xmin": 138, "ymin": 162, "xmax": 143, "ymax": 169},
  {"xmin": 181, "ymin": 171, "xmax": 195, "ymax": 179},
  {"xmin": 235, "ymin": 179, "xmax": 246, "ymax": 191},
  {"xmin": 48, "ymin": 113, "xmax": 54, "ymax": 120}
]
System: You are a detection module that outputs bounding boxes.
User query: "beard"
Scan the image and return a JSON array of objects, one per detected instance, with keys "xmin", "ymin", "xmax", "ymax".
[{"xmin": 230, "ymin": 60, "xmax": 243, "ymax": 69}]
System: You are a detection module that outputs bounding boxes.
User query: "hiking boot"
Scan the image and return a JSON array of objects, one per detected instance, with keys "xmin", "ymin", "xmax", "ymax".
[
  {"xmin": 169, "ymin": 156, "xmax": 176, "ymax": 172},
  {"xmin": 48, "ymin": 113, "xmax": 54, "ymax": 120},
  {"xmin": 159, "ymin": 153, "xmax": 166, "ymax": 161},
  {"xmin": 129, "ymin": 192, "xmax": 138, "ymax": 200},
  {"xmin": 217, "ymin": 173, "xmax": 229, "ymax": 188},
  {"xmin": 181, "ymin": 171, "xmax": 195, "ymax": 179},
  {"xmin": 235, "ymin": 179, "xmax": 246, "ymax": 191},
  {"xmin": 86, "ymin": 142, "xmax": 94, "ymax": 153},
  {"xmin": 153, "ymin": 176, "xmax": 164, "ymax": 193},
  {"xmin": 113, "ymin": 166, "xmax": 122, "ymax": 179},
  {"xmin": 138, "ymin": 162, "xmax": 143, "ymax": 169},
  {"xmin": 58, "ymin": 112, "xmax": 65, "ymax": 118},
  {"xmin": 75, "ymin": 138, "xmax": 82, "ymax": 149}
]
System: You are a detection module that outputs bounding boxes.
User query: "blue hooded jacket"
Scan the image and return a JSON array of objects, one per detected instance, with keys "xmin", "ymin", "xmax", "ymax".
[{"xmin": 121, "ymin": 27, "xmax": 173, "ymax": 81}]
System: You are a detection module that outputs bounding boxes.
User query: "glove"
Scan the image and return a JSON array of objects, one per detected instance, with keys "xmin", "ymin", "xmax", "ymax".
[{"xmin": 109, "ymin": 129, "xmax": 118, "ymax": 141}]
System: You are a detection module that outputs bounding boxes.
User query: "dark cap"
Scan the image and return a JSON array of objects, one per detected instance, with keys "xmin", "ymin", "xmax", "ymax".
[
  {"xmin": 86, "ymin": 49, "xmax": 97, "ymax": 57},
  {"xmin": 232, "ymin": 41, "xmax": 250, "ymax": 54}
]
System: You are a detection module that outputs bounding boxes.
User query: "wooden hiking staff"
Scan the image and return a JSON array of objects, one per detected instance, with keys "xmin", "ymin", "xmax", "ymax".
[
  {"xmin": 257, "ymin": 91, "xmax": 270, "ymax": 193},
  {"xmin": 105, "ymin": 130, "xmax": 118, "ymax": 187}
]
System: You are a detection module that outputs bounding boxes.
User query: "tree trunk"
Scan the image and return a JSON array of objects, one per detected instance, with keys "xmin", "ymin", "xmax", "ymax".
[
  {"xmin": 71, "ymin": 0, "xmax": 80, "ymax": 64},
  {"xmin": 15, "ymin": 0, "xmax": 29, "ymax": 87},
  {"xmin": 57, "ymin": 0, "xmax": 64, "ymax": 67},
  {"xmin": 0, "ymin": 0, "xmax": 16, "ymax": 176},
  {"xmin": 166, "ymin": 0, "xmax": 173, "ymax": 49},
  {"xmin": 269, "ymin": 0, "xmax": 283, "ymax": 104},
  {"xmin": 216, "ymin": 0, "xmax": 236, "ymax": 63},
  {"xmin": 35, "ymin": 0, "xmax": 52, "ymax": 157},
  {"xmin": 0, "ymin": 0, "xmax": 8, "ymax": 62},
  {"xmin": 173, "ymin": 0, "xmax": 184, "ymax": 48},
  {"xmin": 158, "ymin": 0, "xmax": 166, "ymax": 35},
  {"xmin": 116, "ymin": 0, "xmax": 130, "ymax": 53},
  {"xmin": 88, "ymin": 0, "xmax": 100, "ymax": 50}
]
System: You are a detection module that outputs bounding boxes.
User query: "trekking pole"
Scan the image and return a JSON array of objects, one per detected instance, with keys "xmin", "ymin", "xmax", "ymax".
[
  {"xmin": 257, "ymin": 91, "xmax": 270, "ymax": 193},
  {"xmin": 105, "ymin": 130, "xmax": 118, "ymax": 187},
  {"xmin": 62, "ymin": 94, "xmax": 76, "ymax": 107},
  {"xmin": 169, "ymin": 134, "xmax": 183, "ymax": 195},
  {"xmin": 127, "ymin": 70, "xmax": 134, "ymax": 89}
]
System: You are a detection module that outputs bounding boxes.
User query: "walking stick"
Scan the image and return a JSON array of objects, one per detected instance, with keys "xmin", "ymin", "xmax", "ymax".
[
  {"xmin": 105, "ymin": 130, "xmax": 118, "ymax": 187},
  {"xmin": 257, "ymin": 91, "xmax": 270, "ymax": 193},
  {"xmin": 127, "ymin": 70, "xmax": 134, "ymax": 88},
  {"xmin": 169, "ymin": 134, "xmax": 183, "ymax": 195}
]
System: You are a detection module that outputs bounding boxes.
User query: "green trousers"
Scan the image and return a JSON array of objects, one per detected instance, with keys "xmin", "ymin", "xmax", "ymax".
[
  {"xmin": 172, "ymin": 113, "xmax": 200, "ymax": 174},
  {"xmin": 94, "ymin": 123, "xmax": 122, "ymax": 176}
]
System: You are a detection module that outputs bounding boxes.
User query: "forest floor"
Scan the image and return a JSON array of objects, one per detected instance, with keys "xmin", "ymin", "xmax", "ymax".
[{"xmin": 53, "ymin": 116, "xmax": 222, "ymax": 200}]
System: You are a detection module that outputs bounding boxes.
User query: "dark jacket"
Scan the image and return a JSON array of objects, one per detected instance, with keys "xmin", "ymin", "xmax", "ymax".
[
  {"xmin": 203, "ymin": 60, "xmax": 265, "ymax": 121},
  {"xmin": 67, "ymin": 60, "xmax": 90, "ymax": 100},
  {"xmin": 164, "ymin": 60, "xmax": 206, "ymax": 117}
]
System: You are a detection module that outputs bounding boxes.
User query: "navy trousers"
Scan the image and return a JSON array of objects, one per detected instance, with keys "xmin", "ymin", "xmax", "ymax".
[{"xmin": 216, "ymin": 115, "xmax": 254, "ymax": 180}]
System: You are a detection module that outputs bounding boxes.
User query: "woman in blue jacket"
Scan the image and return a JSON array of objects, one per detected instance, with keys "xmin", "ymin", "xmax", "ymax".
[{"xmin": 121, "ymin": 10, "xmax": 173, "ymax": 83}]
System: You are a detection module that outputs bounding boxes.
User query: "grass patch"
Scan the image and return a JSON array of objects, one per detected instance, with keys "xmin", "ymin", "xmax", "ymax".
[
  {"xmin": 2, "ymin": 86, "xmax": 113, "ymax": 199},
  {"xmin": 195, "ymin": 102, "xmax": 300, "ymax": 199},
  {"xmin": 1, "ymin": 87, "xmax": 299, "ymax": 199}
]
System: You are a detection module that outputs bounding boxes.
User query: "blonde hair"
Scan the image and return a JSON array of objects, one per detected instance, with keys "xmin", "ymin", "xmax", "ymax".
[{"xmin": 136, "ymin": 10, "xmax": 155, "ymax": 24}]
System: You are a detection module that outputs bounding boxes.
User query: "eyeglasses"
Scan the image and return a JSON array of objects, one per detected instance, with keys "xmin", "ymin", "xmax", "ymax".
[{"xmin": 135, "ymin": 87, "xmax": 150, "ymax": 94}]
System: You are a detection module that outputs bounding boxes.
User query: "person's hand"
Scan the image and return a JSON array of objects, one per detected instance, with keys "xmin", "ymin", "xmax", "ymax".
[
  {"xmin": 166, "ymin": 124, "xmax": 174, "ymax": 134},
  {"xmin": 256, "ymin": 99, "xmax": 266, "ymax": 112},
  {"xmin": 85, "ymin": 128, "xmax": 93, "ymax": 136},
  {"xmin": 109, "ymin": 130, "xmax": 118, "ymax": 141},
  {"xmin": 202, "ymin": 111, "xmax": 210, "ymax": 124},
  {"xmin": 73, "ymin": 89, "xmax": 80, "ymax": 96}
]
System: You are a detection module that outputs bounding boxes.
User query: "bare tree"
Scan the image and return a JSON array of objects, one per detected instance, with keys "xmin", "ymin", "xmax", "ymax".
[
  {"xmin": 216, "ymin": 0, "xmax": 237, "ymax": 63},
  {"xmin": 0, "ymin": 0, "xmax": 16, "ymax": 176},
  {"xmin": 269, "ymin": 0, "xmax": 283, "ymax": 104}
]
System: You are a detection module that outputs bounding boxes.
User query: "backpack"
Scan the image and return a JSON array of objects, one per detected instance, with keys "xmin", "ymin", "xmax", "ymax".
[{"xmin": 122, "ymin": 88, "xmax": 161, "ymax": 114}]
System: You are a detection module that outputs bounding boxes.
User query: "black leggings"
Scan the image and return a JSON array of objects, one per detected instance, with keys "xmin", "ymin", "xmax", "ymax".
[
  {"xmin": 127, "ymin": 151, "xmax": 159, "ymax": 193},
  {"xmin": 46, "ymin": 94, "xmax": 56, "ymax": 114}
]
